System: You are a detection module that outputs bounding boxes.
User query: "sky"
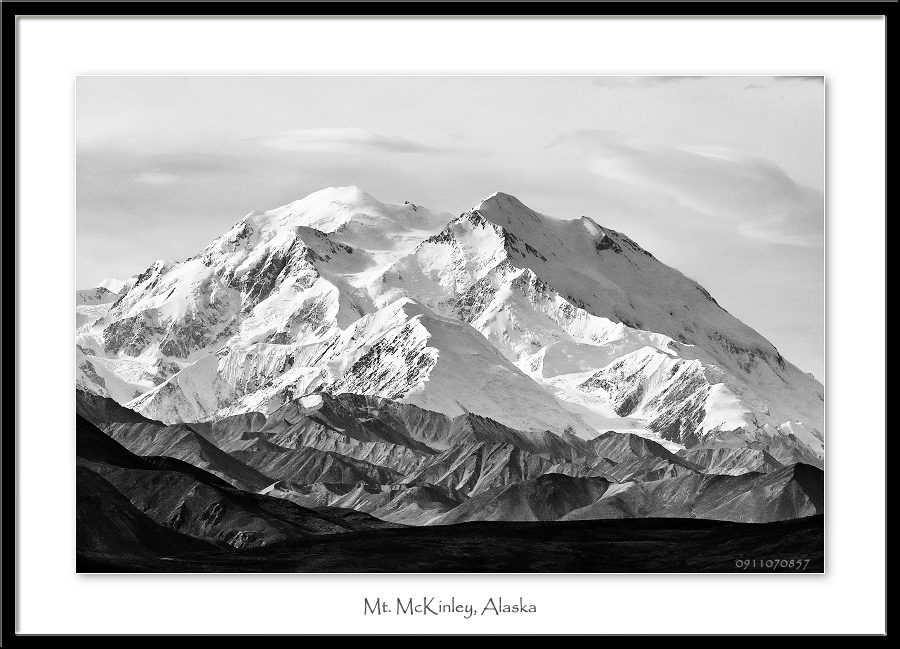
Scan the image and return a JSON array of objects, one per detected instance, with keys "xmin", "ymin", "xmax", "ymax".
[{"xmin": 76, "ymin": 76, "xmax": 824, "ymax": 381}]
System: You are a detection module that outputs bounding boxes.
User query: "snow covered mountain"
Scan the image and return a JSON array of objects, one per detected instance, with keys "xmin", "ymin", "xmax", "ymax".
[{"xmin": 76, "ymin": 186, "xmax": 824, "ymax": 475}]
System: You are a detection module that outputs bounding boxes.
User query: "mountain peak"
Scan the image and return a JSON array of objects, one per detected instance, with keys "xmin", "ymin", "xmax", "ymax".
[
  {"xmin": 97, "ymin": 277, "xmax": 128, "ymax": 293},
  {"xmin": 579, "ymin": 215, "xmax": 603, "ymax": 236},
  {"xmin": 278, "ymin": 185, "xmax": 382, "ymax": 220},
  {"xmin": 476, "ymin": 191, "xmax": 529, "ymax": 211},
  {"xmin": 481, "ymin": 190, "xmax": 518, "ymax": 201},
  {"xmin": 473, "ymin": 192, "xmax": 547, "ymax": 232},
  {"xmin": 237, "ymin": 187, "xmax": 456, "ymax": 244},
  {"xmin": 299, "ymin": 185, "xmax": 376, "ymax": 206},
  {"xmin": 238, "ymin": 186, "xmax": 382, "ymax": 236}
]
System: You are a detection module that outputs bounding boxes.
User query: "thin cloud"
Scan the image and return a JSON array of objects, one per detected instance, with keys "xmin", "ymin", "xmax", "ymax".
[
  {"xmin": 257, "ymin": 127, "xmax": 456, "ymax": 155},
  {"xmin": 134, "ymin": 170, "xmax": 178, "ymax": 185},
  {"xmin": 552, "ymin": 130, "xmax": 823, "ymax": 248},
  {"xmin": 591, "ymin": 76, "xmax": 705, "ymax": 90},
  {"xmin": 770, "ymin": 76, "xmax": 824, "ymax": 84}
]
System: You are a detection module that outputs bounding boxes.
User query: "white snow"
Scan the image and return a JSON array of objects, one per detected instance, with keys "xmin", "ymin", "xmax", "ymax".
[
  {"xmin": 299, "ymin": 394, "xmax": 323, "ymax": 409},
  {"xmin": 96, "ymin": 278, "xmax": 127, "ymax": 293},
  {"xmin": 76, "ymin": 186, "xmax": 824, "ymax": 468}
]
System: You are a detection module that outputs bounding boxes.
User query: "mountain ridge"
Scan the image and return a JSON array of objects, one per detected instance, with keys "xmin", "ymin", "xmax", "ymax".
[{"xmin": 76, "ymin": 187, "xmax": 823, "ymax": 473}]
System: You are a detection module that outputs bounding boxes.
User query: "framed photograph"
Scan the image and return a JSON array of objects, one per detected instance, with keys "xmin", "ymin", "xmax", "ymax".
[{"xmin": 14, "ymin": 13, "xmax": 886, "ymax": 635}]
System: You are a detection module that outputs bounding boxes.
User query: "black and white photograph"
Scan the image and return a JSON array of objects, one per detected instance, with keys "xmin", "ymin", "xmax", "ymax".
[
  {"xmin": 74, "ymin": 75, "xmax": 825, "ymax": 573},
  {"xmin": 13, "ymin": 14, "xmax": 886, "ymax": 636}
]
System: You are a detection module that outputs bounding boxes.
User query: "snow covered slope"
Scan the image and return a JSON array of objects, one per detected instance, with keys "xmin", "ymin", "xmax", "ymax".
[
  {"xmin": 76, "ymin": 186, "xmax": 824, "ymax": 471},
  {"xmin": 382, "ymin": 193, "xmax": 823, "ymax": 463}
]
